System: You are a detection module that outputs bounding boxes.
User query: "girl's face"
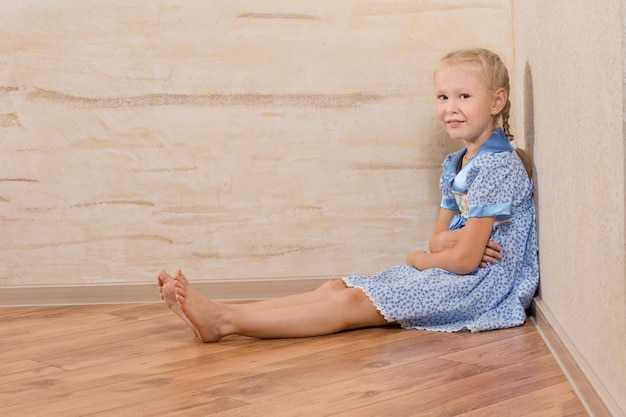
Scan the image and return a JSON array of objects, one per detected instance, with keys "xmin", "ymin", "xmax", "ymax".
[{"xmin": 434, "ymin": 66, "xmax": 505, "ymax": 149}]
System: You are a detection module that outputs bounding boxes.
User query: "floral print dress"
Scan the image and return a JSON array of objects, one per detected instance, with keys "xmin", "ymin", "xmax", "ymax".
[{"xmin": 342, "ymin": 129, "xmax": 539, "ymax": 332}]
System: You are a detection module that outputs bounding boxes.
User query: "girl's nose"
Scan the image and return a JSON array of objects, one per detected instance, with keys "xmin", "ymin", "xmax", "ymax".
[{"xmin": 446, "ymin": 100, "xmax": 459, "ymax": 113}]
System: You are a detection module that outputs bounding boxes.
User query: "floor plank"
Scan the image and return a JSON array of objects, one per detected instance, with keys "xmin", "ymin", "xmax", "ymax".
[{"xmin": 0, "ymin": 303, "xmax": 588, "ymax": 416}]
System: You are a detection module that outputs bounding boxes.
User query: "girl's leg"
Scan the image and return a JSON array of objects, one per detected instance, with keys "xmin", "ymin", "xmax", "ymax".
[
  {"xmin": 233, "ymin": 278, "xmax": 351, "ymax": 311},
  {"xmin": 173, "ymin": 271, "xmax": 389, "ymax": 342},
  {"xmin": 160, "ymin": 269, "xmax": 355, "ymax": 313}
]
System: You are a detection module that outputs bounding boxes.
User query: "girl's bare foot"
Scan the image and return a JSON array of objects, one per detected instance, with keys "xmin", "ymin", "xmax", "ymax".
[
  {"xmin": 157, "ymin": 269, "xmax": 199, "ymax": 337},
  {"xmin": 174, "ymin": 271, "xmax": 230, "ymax": 343}
]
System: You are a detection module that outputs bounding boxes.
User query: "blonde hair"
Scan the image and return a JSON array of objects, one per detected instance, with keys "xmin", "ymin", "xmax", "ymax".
[{"xmin": 435, "ymin": 48, "xmax": 533, "ymax": 178}]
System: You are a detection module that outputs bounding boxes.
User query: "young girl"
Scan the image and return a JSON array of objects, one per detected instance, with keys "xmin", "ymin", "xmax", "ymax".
[{"xmin": 158, "ymin": 48, "xmax": 539, "ymax": 342}]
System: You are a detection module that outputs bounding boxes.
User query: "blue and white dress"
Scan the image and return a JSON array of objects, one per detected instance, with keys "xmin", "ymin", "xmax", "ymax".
[{"xmin": 342, "ymin": 128, "xmax": 539, "ymax": 332}]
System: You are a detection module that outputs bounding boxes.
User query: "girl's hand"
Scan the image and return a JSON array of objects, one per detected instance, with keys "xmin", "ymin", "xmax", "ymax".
[
  {"xmin": 480, "ymin": 240, "xmax": 502, "ymax": 267},
  {"xmin": 408, "ymin": 240, "xmax": 501, "ymax": 271},
  {"xmin": 405, "ymin": 250, "xmax": 427, "ymax": 269}
]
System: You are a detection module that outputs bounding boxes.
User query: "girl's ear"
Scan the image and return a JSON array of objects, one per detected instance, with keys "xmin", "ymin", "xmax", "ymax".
[{"xmin": 491, "ymin": 87, "xmax": 507, "ymax": 115}]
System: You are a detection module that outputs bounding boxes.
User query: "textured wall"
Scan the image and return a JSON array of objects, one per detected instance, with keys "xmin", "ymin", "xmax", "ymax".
[
  {"xmin": 513, "ymin": 1, "xmax": 626, "ymax": 414},
  {"xmin": 0, "ymin": 1, "xmax": 513, "ymax": 285}
]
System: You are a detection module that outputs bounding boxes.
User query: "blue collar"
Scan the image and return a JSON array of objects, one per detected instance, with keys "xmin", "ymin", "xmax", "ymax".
[
  {"xmin": 464, "ymin": 128, "xmax": 512, "ymax": 157},
  {"xmin": 449, "ymin": 128, "xmax": 513, "ymax": 193},
  {"xmin": 477, "ymin": 128, "xmax": 512, "ymax": 153}
]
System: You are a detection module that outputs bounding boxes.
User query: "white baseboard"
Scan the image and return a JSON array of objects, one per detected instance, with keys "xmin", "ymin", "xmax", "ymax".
[
  {"xmin": 0, "ymin": 277, "xmax": 329, "ymax": 307},
  {"xmin": 532, "ymin": 297, "xmax": 622, "ymax": 417}
]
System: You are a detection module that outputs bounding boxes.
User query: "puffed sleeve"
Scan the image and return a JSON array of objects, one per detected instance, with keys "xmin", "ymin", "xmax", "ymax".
[{"xmin": 464, "ymin": 153, "xmax": 517, "ymax": 221}]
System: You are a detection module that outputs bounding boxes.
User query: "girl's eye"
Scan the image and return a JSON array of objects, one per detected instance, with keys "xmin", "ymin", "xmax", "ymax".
[
  {"xmin": 460, "ymin": 94, "xmax": 470, "ymax": 99},
  {"xmin": 437, "ymin": 95, "xmax": 448, "ymax": 101}
]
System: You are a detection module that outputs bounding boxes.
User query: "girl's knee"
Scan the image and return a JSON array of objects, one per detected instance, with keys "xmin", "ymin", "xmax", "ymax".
[
  {"xmin": 317, "ymin": 279, "xmax": 370, "ymax": 308},
  {"xmin": 329, "ymin": 277, "xmax": 348, "ymax": 288},
  {"xmin": 336, "ymin": 286, "xmax": 368, "ymax": 307},
  {"xmin": 316, "ymin": 277, "xmax": 348, "ymax": 292}
]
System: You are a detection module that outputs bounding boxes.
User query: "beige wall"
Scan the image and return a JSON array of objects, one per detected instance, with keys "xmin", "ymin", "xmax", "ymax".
[
  {"xmin": 513, "ymin": 1, "xmax": 626, "ymax": 415},
  {"xmin": 0, "ymin": 1, "xmax": 513, "ymax": 285}
]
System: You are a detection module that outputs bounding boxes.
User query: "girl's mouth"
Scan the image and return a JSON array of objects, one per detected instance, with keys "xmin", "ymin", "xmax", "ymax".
[{"xmin": 446, "ymin": 120, "xmax": 465, "ymax": 127}]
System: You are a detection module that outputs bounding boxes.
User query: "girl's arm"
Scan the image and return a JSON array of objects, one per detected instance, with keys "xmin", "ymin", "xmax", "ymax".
[
  {"xmin": 428, "ymin": 208, "xmax": 462, "ymax": 253},
  {"xmin": 427, "ymin": 208, "xmax": 502, "ymax": 268},
  {"xmin": 407, "ymin": 215, "xmax": 496, "ymax": 274}
]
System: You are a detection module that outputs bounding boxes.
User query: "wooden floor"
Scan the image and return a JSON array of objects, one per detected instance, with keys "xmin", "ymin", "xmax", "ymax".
[{"xmin": 0, "ymin": 303, "xmax": 588, "ymax": 417}]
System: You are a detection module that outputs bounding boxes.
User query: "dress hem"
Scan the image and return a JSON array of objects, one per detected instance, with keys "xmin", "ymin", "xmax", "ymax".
[{"xmin": 341, "ymin": 277, "xmax": 526, "ymax": 334}]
